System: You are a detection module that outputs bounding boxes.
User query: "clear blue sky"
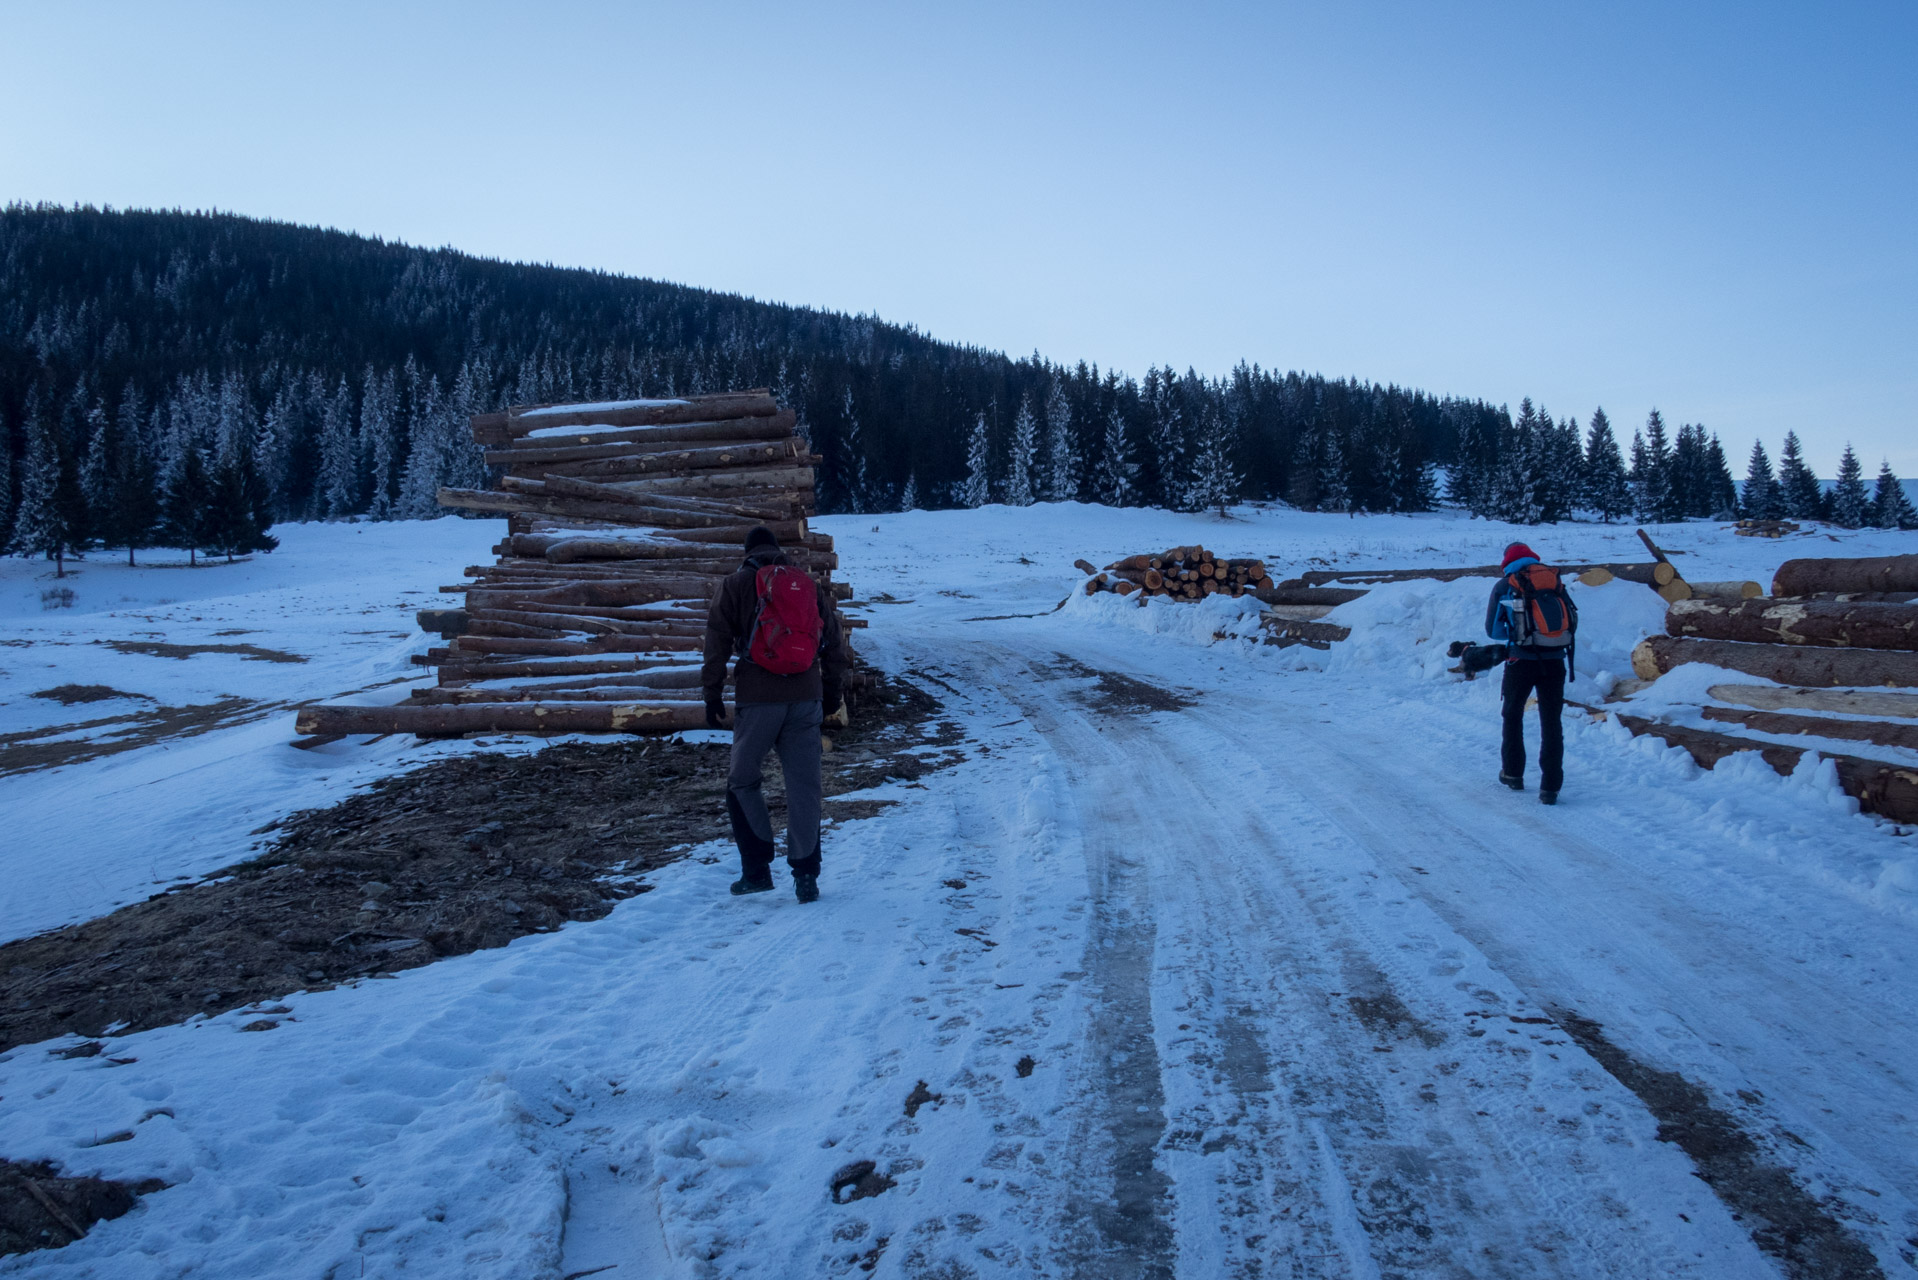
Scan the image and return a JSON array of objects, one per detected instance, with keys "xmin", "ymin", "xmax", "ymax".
[{"xmin": 4, "ymin": 1, "xmax": 1913, "ymax": 474}]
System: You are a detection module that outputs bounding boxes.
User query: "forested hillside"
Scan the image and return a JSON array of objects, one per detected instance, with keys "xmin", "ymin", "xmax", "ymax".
[{"xmin": 3, "ymin": 204, "xmax": 1908, "ymax": 562}]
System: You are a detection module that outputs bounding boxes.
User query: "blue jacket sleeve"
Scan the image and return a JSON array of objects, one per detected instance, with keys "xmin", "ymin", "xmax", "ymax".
[{"xmin": 1485, "ymin": 580, "xmax": 1509, "ymax": 640}]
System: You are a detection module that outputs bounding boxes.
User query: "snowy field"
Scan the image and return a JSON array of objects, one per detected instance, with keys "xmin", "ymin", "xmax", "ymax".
[{"xmin": 3, "ymin": 504, "xmax": 1917, "ymax": 1278}]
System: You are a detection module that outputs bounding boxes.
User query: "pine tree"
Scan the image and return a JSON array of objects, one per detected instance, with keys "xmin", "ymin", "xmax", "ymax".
[
  {"xmin": 206, "ymin": 433, "xmax": 279, "ymax": 559},
  {"xmin": 1143, "ymin": 367, "xmax": 1186, "ymax": 508},
  {"xmin": 1702, "ymin": 434, "xmax": 1738, "ymax": 519},
  {"xmin": 1043, "ymin": 379, "xmax": 1076, "ymax": 501},
  {"xmin": 1318, "ymin": 430, "xmax": 1351, "ymax": 514},
  {"xmin": 1186, "ymin": 407, "xmax": 1241, "ymax": 515},
  {"xmin": 1491, "ymin": 399, "xmax": 1541, "ymax": 523},
  {"xmin": 397, "ymin": 370, "xmax": 449, "ymax": 519},
  {"xmin": 163, "ymin": 444, "xmax": 214, "ymax": 565},
  {"xmin": 1633, "ymin": 410, "xmax": 1672, "ymax": 522},
  {"xmin": 1448, "ymin": 413, "xmax": 1493, "ymax": 515},
  {"xmin": 1006, "ymin": 395, "xmax": 1037, "ymax": 507},
  {"xmin": 1872, "ymin": 461, "xmax": 1917, "ymax": 530},
  {"xmin": 360, "ymin": 365, "xmax": 399, "ymax": 520},
  {"xmin": 1777, "ymin": 431, "xmax": 1824, "ymax": 520},
  {"xmin": 836, "ymin": 385, "xmax": 867, "ymax": 514},
  {"xmin": 1093, "ymin": 407, "xmax": 1136, "ymax": 506},
  {"xmin": 1740, "ymin": 440, "xmax": 1782, "ymax": 519},
  {"xmin": 8, "ymin": 390, "xmax": 84, "ymax": 575},
  {"xmin": 898, "ymin": 472, "xmax": 918, "ymax": 512},
  {"xmin": 0, "ymin": 404, "xmax": 13, "ymax": 547},
  {"xmin": 1581, "ymin": 409, "xmax": 1631, "ymax": 521},
  {"xmin": 959, "ymin": 412, "xmax": 991, "ymax": 508},
  {"xmin": 1828, "ymin": 445, "xmax": 1870, "ymax": 528},
  {"xmin": 316, "ymin": 376, "xmax": 357, "ymax": 517}
]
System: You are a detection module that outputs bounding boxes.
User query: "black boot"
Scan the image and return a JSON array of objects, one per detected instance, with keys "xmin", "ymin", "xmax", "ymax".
[
  {"xmin": 1499, "ymin": 772, "xmax": 1524, "ymax": 791},
  {"xmin": 1539, "ymin": 790, "xmax": 1559, "ymax": 806},
  {"xmin": 794, "ymin": 873, "xmax": 819, "ymax": 904},
  {"xmin": 731, "ymin": 872, "xmax": 774, "ymax": 895}
]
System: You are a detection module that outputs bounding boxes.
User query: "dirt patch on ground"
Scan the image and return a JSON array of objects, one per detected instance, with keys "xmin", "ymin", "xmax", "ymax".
[
  {"xmin": 1555, "ymin": 1008, "xmax": 1883, "ymax": 1280},
  {"xmin": 0, "ymin": 670, "xmax": 960, "ymax": 1055},
  {"xmin": 0, "ymin": 698, "xmax": 272, "ymax": 777},
  {"xmin": 0, "ymin": 1157, "xmax": 166, "ymax": 1257},
  {"xmin": 29, "ymin": 685, "xmax": 152, "ymax": 706},
  {"xmin": 1043, "ymin": 654, "xmax": 1195, "ymax": 715},
  {"xmin": 98, "ymin": 640, "xmax": 305, "ymax": 663}
]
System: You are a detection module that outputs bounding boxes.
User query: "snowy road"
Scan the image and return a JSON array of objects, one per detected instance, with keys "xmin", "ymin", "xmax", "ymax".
[
  {"xmin": 6, "ymin": 506, "xmax": 1917, "ymax": 1278},
  {"xmin": 910, "ymin": 626, "xmax": 1912, "ymax": 1277}
]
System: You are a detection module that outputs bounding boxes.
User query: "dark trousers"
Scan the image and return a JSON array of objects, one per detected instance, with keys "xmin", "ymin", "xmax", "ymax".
[
  {"xmin": 1500, "ymin": 658, "xmax": 1565, "ymax": 792},
  {"xmin": 727, "ymin": 699, "xmax": 824, "ymax": 879}
]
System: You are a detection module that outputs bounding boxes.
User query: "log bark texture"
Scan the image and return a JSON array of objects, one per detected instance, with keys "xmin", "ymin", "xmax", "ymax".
[
  {"xmin": 1666, "ymin": 598, "xmax": 1918, "ymax": 651},
  {"xmin": 1698, "ymin": 706, "xmax": 1918, "ymax": 752},
  {"xmin": 297, "ymin": 701, "xmax": 708, "ymax": 736},
  {"xmin": 1631, "ymin": 634, "xmax": 1918, "ymax": 687},
  {"xmin": 505, "ymin": 391, "xmax": 777, "ymax": 433},
  {"xmin": 1773, "ymin": 554, "xmax": 1918, "ymax": 598},
  {"xmin": 1706, "ymin": 684, "xmax": 1918, "ymax": 719},
  {"xmin": 487, "ymin": 437, "xmax": 798, "ymax": 471},
  {"xmin": 1613, "ymin": 713, "xmax": 1918, "ymax": 824}
]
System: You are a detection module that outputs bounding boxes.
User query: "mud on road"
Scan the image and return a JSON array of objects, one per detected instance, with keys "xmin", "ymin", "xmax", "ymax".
[{"xmin": 0, "ymin": 671, "xmax": 959, "ymax": 1058}]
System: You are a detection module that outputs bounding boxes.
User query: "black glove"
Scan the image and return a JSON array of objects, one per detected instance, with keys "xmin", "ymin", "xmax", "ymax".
[{"xmin": 705, "ymin": 697, "xmax": 728, "ymax": 731}]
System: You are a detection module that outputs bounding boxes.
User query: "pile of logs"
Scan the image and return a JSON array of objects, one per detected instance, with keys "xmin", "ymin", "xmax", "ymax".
[
  {"xmin": 1075, "ymin": 547, "xmax": 1276, "ymax": 600},
  {"xmin": 295, "ymin": 390, "xmax": 859, "ymax": 741},
  {"xmin": 1624, "ymin": 552, "xmax": 1918, "ymax": 823},
  {"xmin": 1735, "ymin": 519, "xmax": 1800, "ymax": 539}
]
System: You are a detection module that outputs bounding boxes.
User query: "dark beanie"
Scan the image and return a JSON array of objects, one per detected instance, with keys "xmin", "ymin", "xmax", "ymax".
[
  {"xmin": 744, "ymin": 525, "xmax": 779, "ymax": 553},
  {"xmin": 1502, "ymin": 542, "xmax": 1537, "ymax": 568}
]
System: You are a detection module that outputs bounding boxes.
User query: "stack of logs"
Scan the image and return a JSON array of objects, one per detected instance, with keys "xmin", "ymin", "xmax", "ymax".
[
  {"xmin": 1623, "ymin": 552, "xmax": 1918, "ymax": 822},
  {"xmin": 294, "ymin": 390, "xmax": 858, "ymax": 740},
  {"xmin": 1075, "ymin": 547, "xmax": 1276, "ymax": 600}
]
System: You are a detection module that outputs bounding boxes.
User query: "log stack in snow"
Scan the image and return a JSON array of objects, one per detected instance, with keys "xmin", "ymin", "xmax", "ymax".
[
  {"xmin": 1622, "ymin": 552, "xmax": 1918, "ymax": 823},
  {"xmin": 295, "ymin": 390, "xmax": 861, "ymax": 741},
  {"xmin": 1077, "ymin": 547, "xmax": 1275, "ymax": 600}
]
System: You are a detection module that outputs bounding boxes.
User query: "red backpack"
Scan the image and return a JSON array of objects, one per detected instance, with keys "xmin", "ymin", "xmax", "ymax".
[{"xmin": 747, "ymin": 564, "xmax": 824, "ymax": 675}]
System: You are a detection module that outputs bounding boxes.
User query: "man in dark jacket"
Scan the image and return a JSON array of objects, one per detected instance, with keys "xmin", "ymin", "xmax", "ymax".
[
  {"xmin": 1485, "ymin": 541, "xmax": 1570, "ymax": 805},
  {"xmin": 702, "ymin": 526, "xmax": 847, "ymax": 902}
]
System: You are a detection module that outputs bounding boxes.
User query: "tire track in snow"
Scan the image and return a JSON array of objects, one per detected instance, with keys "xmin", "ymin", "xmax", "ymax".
[{"xmin": 973, "ymin": 638, "xmax": 1769, "ymax": 1277}]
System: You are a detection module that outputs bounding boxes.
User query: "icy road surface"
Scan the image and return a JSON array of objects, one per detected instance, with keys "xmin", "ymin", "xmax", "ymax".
[{"xmin": 2, "ymin": 504, "xmax": 1916, "ymax": 1278}]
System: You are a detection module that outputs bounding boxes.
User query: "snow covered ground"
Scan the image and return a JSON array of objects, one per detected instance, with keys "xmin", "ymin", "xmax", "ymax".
[{"xmin": 3, "ymin": 504, "xmax": 1917, "ymax": 1278}]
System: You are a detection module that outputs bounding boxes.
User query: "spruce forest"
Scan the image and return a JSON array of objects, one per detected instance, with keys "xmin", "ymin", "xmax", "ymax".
[{"xmin": 2, "ymin": 204, "xmax": 1912, "ymax": 567}]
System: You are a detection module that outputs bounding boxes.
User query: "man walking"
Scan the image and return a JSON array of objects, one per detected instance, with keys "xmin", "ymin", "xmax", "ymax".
[
  {"xmin": 703, "ymin": 526, "xmax": 847, "ymax": 902},
  {"xmin": 1485, "ymin": 541, "xmax": 1577, "ymax": 805}
]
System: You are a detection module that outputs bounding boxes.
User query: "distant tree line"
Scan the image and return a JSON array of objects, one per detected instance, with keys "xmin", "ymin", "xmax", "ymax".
[{"xmin": 2, "ymin": 204, "xmax": 1907, "ymax": 563}]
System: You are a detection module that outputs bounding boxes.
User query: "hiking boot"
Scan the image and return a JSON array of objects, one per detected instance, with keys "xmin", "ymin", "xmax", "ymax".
[
  {"xmin": 730, "ymin": 873, "xmax": 774, "ymax": 896},
  {"xmin": 1539, "ymin": 790, "xmax": 1559, "ymax": 806},
  {"xmin": 1499, "ymin": 772, "xmax": 1524, "ymax": 791},
  {"xmin": 794, "ymin": 874, "xmax": 820, "ymax": 904}
]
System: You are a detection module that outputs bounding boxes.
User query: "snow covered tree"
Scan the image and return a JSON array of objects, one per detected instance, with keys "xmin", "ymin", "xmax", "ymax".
[
  {"xmin": 958, "ymin": 411, "xmax": 991, "ymax": 508},
  {"xmin": 205, "ymin": 432, "xmax": 278, "ymax": 559},
  {"xmin": 1489, "ymin": 399, "xmax": 1542, "ymax": 523},
  {"xmin": 1777, "ymin": 431, "xmax": 1824, "ymax": 520},
  {"xmin": 1872, "ymin": 461, "xmax": 1917, "ymax": 529},
  {"xmin": 1740, "ymin": 440, "xmax": 1782, "ymax": 519},
  {"xmin": 1186, "ymin": 407, "xmax": 1241, "ymax": 515},
  {"xmin": 1701, "ymin": 434, "xmax": 1738, "ymax": 519},
  {"xmin": 397, "ymin": 371, "xmax": 449, "ymax": 519},
  {"xmin": 1143, "ymin": 367, "xmax": 1186, "ymax": 508},
  {"xmin": 1828, "ymin": 445, "xmax": 1870, "ymax": 528},
  {"xmin": 1318, "ymin": 429, "xmax": 1351, "ymax": 514},
  {"xmin": 1448, "ymin": 408, "xmax": 1498, "ymax": 516},
  {"xmin": 0, "ymin": 406, "xmax": 13, "ymax": 547},
  {"xmin": 1005, "ymin": 395, "xmax": 1037, "ymax": 507},
  {"xmin": 162, "ymin": 443, "xmax": 214, "ymax": 565},
  {"xmin": 1043, "ymin": 379, "xmax": 1076, "ymax": 501},
  {"xmin": 836, "ymin": 385, "xmax": 868, "ymax": 514},
  {"xmin": 897, "ymin": 472, "xmax": 918, "ymax": 512},
  {"xmin": 1630, "ymin": 410, "xmax": 1672, "ymax": 522},
  {"xmin": 316, "ymin": 376, "xmax": 358, "ymax": 517},
  {"xmin": 360, "ymin": 366, "xmax": 400, "ymax": 520},
  {"xmin": 1092, "ymin": 407, "xmax": 1136, "ymax": 506},
  {"xmin": 8, "ymin": 389, "xmax": 88, "ymax": 575},
  {"xmin": 1581, "ymin": 409, "xmax": 1631, "ymax": 521}
]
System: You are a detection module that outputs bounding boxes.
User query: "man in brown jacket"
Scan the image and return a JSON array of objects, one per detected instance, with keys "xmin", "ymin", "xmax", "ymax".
[{"xmin": 702, "ymin": 526, "xmax": 847, "ymax": 903}]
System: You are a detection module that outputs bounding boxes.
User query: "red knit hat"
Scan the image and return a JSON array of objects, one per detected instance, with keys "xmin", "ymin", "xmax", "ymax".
[{"xmin": 1501, "ymin": 542, "xmax": 1537, "ymax": 568}]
